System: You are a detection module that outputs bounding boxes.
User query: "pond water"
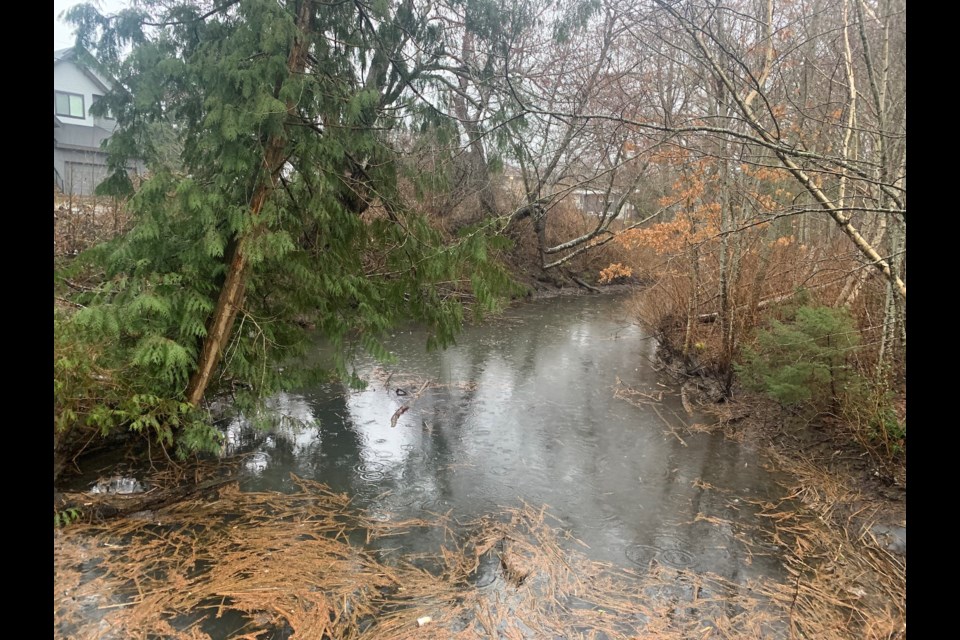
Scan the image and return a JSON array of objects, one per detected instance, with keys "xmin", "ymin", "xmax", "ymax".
[{"xmin": 223, "ymin": 293, "xmax": 789, "ymax": 584}]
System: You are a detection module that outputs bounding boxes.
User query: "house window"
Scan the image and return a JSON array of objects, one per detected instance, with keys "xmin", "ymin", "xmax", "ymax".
[
  {"xmin": 55, "ymin": 91, "xmax": 85, "ymax": 119},
  {"xmin": 91, "ymin": 94, "xmax": 114, "ymax": 120}
]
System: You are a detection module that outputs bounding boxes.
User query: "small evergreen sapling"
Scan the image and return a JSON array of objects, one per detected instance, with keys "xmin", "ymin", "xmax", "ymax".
[{"xmin": 736, "ymin": 304, "xmax": 860, "ymax": 411}]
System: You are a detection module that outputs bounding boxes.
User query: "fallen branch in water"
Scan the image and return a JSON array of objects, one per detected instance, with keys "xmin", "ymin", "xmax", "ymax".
[
  {"xmin": 680, "ymin": 386, "xmax": 694, "ymax": 415},
  {"xmin": 572, "ymin": 276, "xmax": 602, "ymax": 293},
  {"xmin": 389, "ymin": 379, "xmax": 430, "ymax": 427},
  {"xmin": 612, "ymin": 377, "xmax": 664, "ymax": 405},
  {"xmin": 389, "ymin": 405, "xmax": 409, "ymax": 428},
  {"xmin": 651, "ymin": 403, "xmax": 688, "ymax": 447},
  {"xmin": 56, "ymin": 474, "xmax": 239, "ymax": 522}
]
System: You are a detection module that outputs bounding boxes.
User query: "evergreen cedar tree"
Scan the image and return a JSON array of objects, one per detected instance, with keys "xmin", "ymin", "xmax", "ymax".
[{"xmin": 61, "ymin": 0, "xmax": 516, "ymax": 454}]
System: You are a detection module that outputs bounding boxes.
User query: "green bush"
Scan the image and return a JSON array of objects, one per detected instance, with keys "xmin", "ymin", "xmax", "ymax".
[
  {"xmin": 736, "ymin": 305, "xmax": 860, "ymax": 410},
  {"xmin": 736, "ymin": 303, "xmax": 905, "ymax": 457},
  {"xmin": 54, "ymin": 507, "xmax": 82, "ymax": 529},
  {"xmin": 54, "ymin": 310, "xmax": 223, "ymax": 459}
]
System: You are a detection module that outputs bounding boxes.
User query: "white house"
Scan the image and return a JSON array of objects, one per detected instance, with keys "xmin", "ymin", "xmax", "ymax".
[
  {"xmin": 571, "ymin": 188, "xmax": 637, "ymax": 219},
  {"xmin": 54, "ymin": 47, "xmax": 124, "ymax": 195}
]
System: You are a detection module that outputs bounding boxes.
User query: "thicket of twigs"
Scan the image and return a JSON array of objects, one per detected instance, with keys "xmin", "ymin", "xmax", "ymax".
[
  {"xmin": 54, "ymin": 191, "xmax": 131, "ymax": 259},
  {"xmin": 620, "ymin": 219, "xmax": 906, "ymax": 464}
]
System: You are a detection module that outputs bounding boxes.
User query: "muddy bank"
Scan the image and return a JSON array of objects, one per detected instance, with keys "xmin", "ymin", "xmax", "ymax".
[
  {"xmin": 525, "ymin": 279, "xmax": 641, "ymax": 300},
  {"xmin": 650, "ymin": 335, "xmax": 905, "ymax": 519},
  {"xmin": 626, "ymin": 338, "xmax": 907, "ymax": 636}
]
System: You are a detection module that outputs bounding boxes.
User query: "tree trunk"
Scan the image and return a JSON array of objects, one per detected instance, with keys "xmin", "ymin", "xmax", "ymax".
[
  {"xmin": 878, "ymin": 214, "xmax": 905, "ymax": 379},
  {"xmin": 451, "ymin": 29, "xmax": 498, "ymax": 222},
  {"xmin": 185, "ymin": 2, "xmax": 312, "ymax": 407},
  {"xmin": 683, "ymin": 242, "xmax": 700, "ymax": 357}
]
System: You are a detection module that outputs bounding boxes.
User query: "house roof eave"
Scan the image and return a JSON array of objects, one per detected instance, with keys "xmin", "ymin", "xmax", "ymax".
[{"xmin": 54, "ymin": 45, "xmax": 113, "ymax": 94}]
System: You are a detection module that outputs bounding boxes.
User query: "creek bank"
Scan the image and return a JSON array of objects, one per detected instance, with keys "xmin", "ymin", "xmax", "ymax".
[
  {"xmin": 632, "ymin": 337, "xmax": 906, "ymax": 636},
  {"xmin": 509, "ymin": 264, "xmax": 645, "ymax": 300},
  {"xmin": 650, "ymin": 337, "xmax": 906, "ymax": 553},
  {"xmin": 56, "ymin": 462, "xmax": 241, "ymax": 523},
  {"xmin": 526, "ymin": 279, "xmax": 640, "ymax": 299}
]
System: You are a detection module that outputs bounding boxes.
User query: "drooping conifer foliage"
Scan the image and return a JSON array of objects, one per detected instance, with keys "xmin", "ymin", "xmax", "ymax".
[{"xmin": 57, "ymin": 0, "xmax": 516, "ymax": 456}]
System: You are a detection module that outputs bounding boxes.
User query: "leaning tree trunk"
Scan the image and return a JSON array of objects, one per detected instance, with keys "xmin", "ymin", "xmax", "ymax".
[{"xmin": 185, "ymin": 2, "xmax": 311, "ymax": 407}]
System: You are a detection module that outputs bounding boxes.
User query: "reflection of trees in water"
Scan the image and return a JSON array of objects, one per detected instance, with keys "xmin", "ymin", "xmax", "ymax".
[
  {"xmin": 231, "ymin": 388, "xmax": 366, "ymax": 492},
  {"xmin": 232, "ymin": 296, "xmax": 787, "ymax": 591},
  {"xmin": 310, "ymin": 388, "xmax": 361, "ymax": 457},
  {"xmin": 640, "ymin": 434, "xmax": 788, "ymax": 592}
]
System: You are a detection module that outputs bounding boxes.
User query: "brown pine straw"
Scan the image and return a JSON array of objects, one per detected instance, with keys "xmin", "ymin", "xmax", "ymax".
[
  {"xmin": 749, "ymin": 450, "xmax": 905, "ymax": 640},
  {"xmin": 55, "ymin": 462, "xmax": 904, "ymax": 640}
]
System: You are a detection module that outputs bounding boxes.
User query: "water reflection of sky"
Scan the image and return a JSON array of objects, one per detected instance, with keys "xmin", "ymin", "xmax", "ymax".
[{"xmin": 226, "ymin": 294, "xmax": 788, "ymax": 585}]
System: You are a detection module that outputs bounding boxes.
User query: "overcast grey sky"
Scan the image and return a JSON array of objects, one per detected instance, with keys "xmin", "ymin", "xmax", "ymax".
[{"xmin": 54, "ymin": 0, "xmax": 128, "ymax": 49}]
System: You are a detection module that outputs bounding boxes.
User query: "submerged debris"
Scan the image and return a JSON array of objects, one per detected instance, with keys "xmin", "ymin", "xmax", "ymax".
[{"xmin": 54, "ymin": 470, "xmax": 904, "ymax": 639}]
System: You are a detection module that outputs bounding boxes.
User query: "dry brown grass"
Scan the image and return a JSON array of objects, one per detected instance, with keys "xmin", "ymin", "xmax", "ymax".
[{"xmin": 54, "ymin": 191, "xmax": 131, "ymax": 258}]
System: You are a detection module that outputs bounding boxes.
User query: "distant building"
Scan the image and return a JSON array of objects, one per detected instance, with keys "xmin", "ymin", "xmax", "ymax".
[
  {"xmin": 571, "ymin": 188, "xmax": 636, "ymax": 219},
  {"xmin": 497, "ymin": 164, "xmax": 639, "ymax": 220},
  {"xmin": 54, "ymin": 47, "xmax": 136, "ymax": 195}
]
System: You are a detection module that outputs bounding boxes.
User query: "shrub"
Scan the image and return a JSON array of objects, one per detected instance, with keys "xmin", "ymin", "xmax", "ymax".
[
  {"xmin": 841, "ymin": 375, "xmax": 906, "ymax": 457},
  {"xmin": 54, "ymin": 310, "xmax": 222, "ymax": 464},
  {"xmin": 736, "ymin": 304, "xmax": 860, "ymax": 410}
]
